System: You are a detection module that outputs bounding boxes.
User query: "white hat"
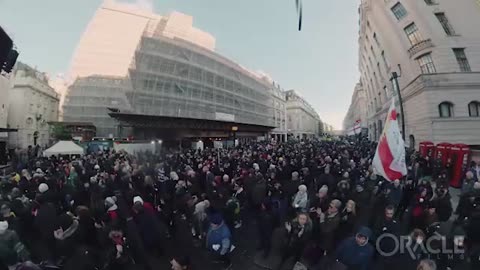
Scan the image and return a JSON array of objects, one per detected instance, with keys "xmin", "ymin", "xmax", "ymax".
[
  {"xmin": 105, "ymin": 196, "xmax": 116, "ymax": 206},
  {"xmin": 170, "ymin": 172, "xmax": 179, "ymax": 181},
  {"xmin": 222, "ymin": 174, "xmax": 230, "ymax": 181},
  {"xmin": 36, "ymin": 168, "xmax": 43, "ymax": 174},
  {"xmin": 38, "ymin": 183, "xmax": 49, "ymax": 193},
  {"xmin": 474, "ymin": 182, "xmax": 480, "ymax": 190},
  {"xmin": 94, "ymin": 164, "xmax": 100, "ymax": 170},
  {"xmin": 133, "ymin": 196, "xmax": 144, "ymax": 205},
  {"xmin": 319, "ymin": 185, "xmax": 329, "ymax": 194},
  {"xmin": 0, "ymin": 221, "xmax": 8, "ymax": 234}
]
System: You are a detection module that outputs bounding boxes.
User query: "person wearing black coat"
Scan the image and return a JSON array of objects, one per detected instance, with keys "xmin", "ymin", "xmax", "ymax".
[
  {"xmin": 33, "ymin": 198, "xmax": 57, "ymax": 261},
  {"xmin": 336, "ymin": 200, "xmax": 357, "ymax": 243},
  {"xmin": 434, "ymin": 186, "xmax": 453, "ymax": 222},
  {"xmin": 53, "ymin": 213, "xmax": 84, "ymax": 260},
  {"xmin": 257, "ymin": 200, "xmax": 277, "ymax": 258}
]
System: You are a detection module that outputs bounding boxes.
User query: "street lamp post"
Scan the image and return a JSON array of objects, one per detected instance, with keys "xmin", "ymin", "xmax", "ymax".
[{"xmin": 391, "ymin": 71, "xmax": 405, "ymax": 141}]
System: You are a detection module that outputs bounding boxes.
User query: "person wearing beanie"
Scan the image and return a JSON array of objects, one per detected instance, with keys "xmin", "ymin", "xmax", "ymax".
[
  {"xmin": 105, "ymin": 196, "xmax": 119, "ymax": 222},
  {"xmin": 334, "ymin": 226, "xmax": 374, "ymax": 270},
  {"xmin": 0, "ymin": 221, "xmax": 30, "ymax": 266},
  {"xmin": 206, "ymin": 213, "xmax": 232, "ymax": 268},
  {"xmin": 292, "ymin": 185, "xmax": 309, "ymax": 211},
  {"xmin": 38, "ymin": 183, "xmax": 49, "ymax": 194}
]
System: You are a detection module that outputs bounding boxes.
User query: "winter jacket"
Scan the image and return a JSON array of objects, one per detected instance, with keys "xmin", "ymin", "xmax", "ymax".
[
  {"xmin": 387, "ymin": 185, "xmax": 403, "ymax": 207},
  {"xmin": 435, "ymin": 194, "xmax": 453, "ymax": 222},
  {"xmin": 335, "ymin": 227, "xmax": 374, "ymax": 270},
  {"xmin": 318, "ymin": 212, "xmax": 341, "ymax": 252},
  {"xmin": 54, "ymin": 220, "xmax": 83, "ymax": 259},
  {"xmin": 206, "ymin": 222, "xmax": 232, "ymax": 255},
  {"xmin": 33, "ymin": 202, "xmax": 57, "ymax": 241},
  {"xmin": 0, "ymin": 229, "xmax": 29, "ymax": 266}
]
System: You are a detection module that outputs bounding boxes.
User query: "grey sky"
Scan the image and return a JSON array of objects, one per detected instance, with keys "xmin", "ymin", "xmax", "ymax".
[{"xmin": 0, "ymin": 0, "xmax": 360, "ymax": 129}]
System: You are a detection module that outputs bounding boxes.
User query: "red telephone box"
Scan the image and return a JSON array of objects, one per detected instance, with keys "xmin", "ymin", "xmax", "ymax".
[
  {"xmin": 435, "ymin": 142, "xmax": 452, "ymax": 166},
  {"xmin": 449, "ymin": 144, "xmax": 470, "ymax": 188},
  {"xmin": 419, "ymin": 141, "xmax": 435, "ymax": 158}
]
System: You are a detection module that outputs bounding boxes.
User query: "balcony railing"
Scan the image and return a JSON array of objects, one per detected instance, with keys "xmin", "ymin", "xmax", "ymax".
[{"xmin": 408, "ymin": 39, "xmax": 434, "ymax": 58}]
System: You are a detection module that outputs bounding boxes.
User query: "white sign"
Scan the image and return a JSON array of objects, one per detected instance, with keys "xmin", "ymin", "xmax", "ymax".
[{"xmin": 215, "ymin": 112, "xmax": 235, "ymax": 122}]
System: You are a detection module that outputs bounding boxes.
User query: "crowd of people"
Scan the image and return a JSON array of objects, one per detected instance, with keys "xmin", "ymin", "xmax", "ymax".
[{"xmin": 1, "ymin": 137, "xmax": 480, "ymax": 270}]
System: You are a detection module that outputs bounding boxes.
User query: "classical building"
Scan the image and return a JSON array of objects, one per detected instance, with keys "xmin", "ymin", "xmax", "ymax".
[
  {"xmin": 285, "ymin": 90, "xmax": 321, "ymax": 139},
  {"xmin": 358, "ymin": 0, "xmax": 480, "ymax": 148},
  {"xmin": 343, "ymin": 82, "xmax": 368, "ymax": 135},
  {"xmin": 63, "ymin": 2, "xmax": 283, "ymax": 144},
  {"xmin": 7, "ymin": 62, "xmax": 59, "ymax": 149}
]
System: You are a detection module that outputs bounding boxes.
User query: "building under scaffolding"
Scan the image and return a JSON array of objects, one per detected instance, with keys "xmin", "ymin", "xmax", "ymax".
[{"xmin": 63, "ymin": 5, "xmax": 279, "ymax": 143}]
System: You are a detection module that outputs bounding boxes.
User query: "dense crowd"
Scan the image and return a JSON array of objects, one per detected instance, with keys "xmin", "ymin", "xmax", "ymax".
[{"xmin": 1, "ymin": 137, "xmax": 480, "ymax": 270}]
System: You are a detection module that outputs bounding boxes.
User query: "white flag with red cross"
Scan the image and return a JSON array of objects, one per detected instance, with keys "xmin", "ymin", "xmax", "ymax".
[{"xmin": 372, "ymin": 100, "xmax": 407, "ymax": 181}]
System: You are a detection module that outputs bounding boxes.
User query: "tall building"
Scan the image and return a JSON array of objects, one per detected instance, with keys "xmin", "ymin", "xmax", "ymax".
[
  {"xmin": 67, "ymin": 0, "xmax": 214, "ymax": 83},
  {"xmin": 343, "ymin": 82, "xmax": 368, "ymax": 135},
  {"xmin": 269, "ymin": 83, "xmax": 288, "ymax": 142},
  {"xmin": 285, "ymin": 90, "xmax": 321, "ymax": 139},
  {"xmin": 63, "ymin": 1, "xmax": 288, "ymax": 143},
  {"xmin": 358, "ymin": 0, "xmax": 480, "ymax": 148},
  {"xmin": 8, "ymin": 62, "xmax": 59, "ymax": 149}
]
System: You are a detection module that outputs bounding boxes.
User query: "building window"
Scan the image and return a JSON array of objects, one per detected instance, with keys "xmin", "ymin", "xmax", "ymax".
[
  {"xmin": 416, "ymin": 53, "xmax": 436, "ymax": 74},
  {"xmin": 391, "ymin": 2, "xmax": 407, "ymax": 20},
  {"xmin": 381, "ymin": 51, "xmax": 389, "ymax": 70},
  {"xmin": 373, "ymin": 33, "xmax": 380, "ymax": 47},
  {"xmin": 424, "ymin": 0, "xmax": 436, "ymax": 5},
  {"xmin": 404, "ymin": 23, "xmax": 423, "ymax": 45},
  {"xmin": 435, "ymin": 13, "xmax": 455, "ymax": 35},
  {"xmin": 453, "ymin": 48, "xmax": 471, "ymax": 72},
  {"xmin": 438, "ymin": 102, "xmax": 454, "ymax": 118},
  {"xmin": 469, "ymin": 101, "xmax": 480, "ymax": 117},
  {"xmin": 383, "ymin": 86, "xmax": 389, "ymax": 98}
]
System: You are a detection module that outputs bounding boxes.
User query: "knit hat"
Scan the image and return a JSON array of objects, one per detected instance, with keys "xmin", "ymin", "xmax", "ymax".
[
  {"xmin": 105, "ymin": 196, "xmax": 116, "ymax": 207},
  {"xmin": 36, "ymin": 168, "xmax": 43, "ymax": 174},
  {"xmin": 0, "ymin": 221, "xmax": 8, "ymax": 234},
  {"xmin": 38, "ymin": 183, "xmax": 49, "ymax": 193},
  {"xmin": 474, "ymin": 181, "xmax": 480, "ymax": 190},
  {"xmin": 318, "ymin": 185, "xmax": 329, "ymax": 194},
  {"xmin": 330, "ymin": 199, "xmax": 342, "ymax": 210},
  {"xmin": 298, "ymin": 185, "xmax": 307, "ymax": 193},
  {"xmin": 94, "ymin": 164, "xmax": 100, "ymax": 170},
  {"xmin": 170, "ymin": 171, "xmax": 179, "ymax": 181},
  {"xmin": 133, "ymin": 196, "xmax": 144, "ymax": 205}
]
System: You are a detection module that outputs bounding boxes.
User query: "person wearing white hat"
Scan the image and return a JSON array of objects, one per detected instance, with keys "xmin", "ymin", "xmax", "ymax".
[{"xmin": 38, "ymin": 183, "xmax": 49, "ymax": 194}]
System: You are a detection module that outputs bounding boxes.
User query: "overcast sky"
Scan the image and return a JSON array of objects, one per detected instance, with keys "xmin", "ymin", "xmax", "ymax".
[{"xmin": 0, "ymin": 0, "xmax": 360, "ymax": 129}]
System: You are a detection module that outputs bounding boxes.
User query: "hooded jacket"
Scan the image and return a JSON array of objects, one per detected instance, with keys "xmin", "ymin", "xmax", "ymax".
[
  {"xmin": 206, "ymin": 221, "xmax": 232, "ymax": 255},
  {"xmin": 335, "ymin": 227, "xmax": 374, "ymax": 270}
]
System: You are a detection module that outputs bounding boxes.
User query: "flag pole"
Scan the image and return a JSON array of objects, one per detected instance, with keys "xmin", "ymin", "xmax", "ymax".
[{"xmin": 391, "ymin": 71, "xmax": 405, "ymax": 141}]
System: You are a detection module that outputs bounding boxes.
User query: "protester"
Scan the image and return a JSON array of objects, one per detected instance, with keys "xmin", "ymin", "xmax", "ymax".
[
  {"xmin": 334, "ymin": 226, "xmax": 374, "ymax": 270},
  {"xmin": 206, "ymin": 213, "xmax": 232, "ymax": 269}
]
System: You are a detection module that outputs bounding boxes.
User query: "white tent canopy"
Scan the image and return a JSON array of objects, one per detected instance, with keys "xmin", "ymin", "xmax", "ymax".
[{"xmin": 43, "ymin": 141, "xmax": 84, "ymax": 157}]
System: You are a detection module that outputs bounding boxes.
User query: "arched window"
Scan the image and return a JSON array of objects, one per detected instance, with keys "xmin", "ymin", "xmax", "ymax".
[
  {"xmin": 468, "ymin": 101, "xmax": 480, "ymax": 117},
  {"xmin": 438, "ymin": 102, "xmax": 454, "ymax": 118}
]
